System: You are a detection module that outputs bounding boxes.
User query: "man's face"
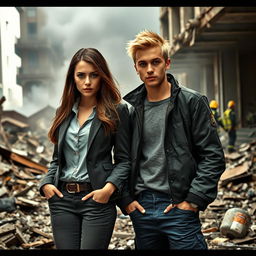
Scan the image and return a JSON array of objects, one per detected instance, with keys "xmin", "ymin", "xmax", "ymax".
[{"xmin": 134, "ymin": 46, "xmax": 170, "ymax": 88}]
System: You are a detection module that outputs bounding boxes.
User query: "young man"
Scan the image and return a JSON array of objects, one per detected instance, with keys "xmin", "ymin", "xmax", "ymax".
[{"xmin": 119, "ymin": 30, "xmax": 226, "ymax": 249}]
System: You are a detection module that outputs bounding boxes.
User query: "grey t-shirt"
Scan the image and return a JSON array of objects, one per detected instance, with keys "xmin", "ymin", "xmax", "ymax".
[{"xmin": 135, "ymin": 97, "xmax": 170, "ymax": 195}]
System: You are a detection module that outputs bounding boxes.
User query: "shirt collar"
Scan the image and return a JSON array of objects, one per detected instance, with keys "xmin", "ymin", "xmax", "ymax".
[
  {"xmin": 72, "ymin": 99, "xmax": 80, "ymax": 115},
  {"xmin": 72, "ymin": 98, "xmax": 97, "ymax": 116}
]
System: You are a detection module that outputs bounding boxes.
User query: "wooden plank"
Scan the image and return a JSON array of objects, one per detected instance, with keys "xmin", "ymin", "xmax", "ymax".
[
  {"xmin": 15, "ymin": 197, "xmax": 40, "ymax": 207},
  {"xmin": 10, "ymin": 153, "xmax": 48, "ymax": 173},
  {"xmin": 21, "ymin": 238, "xmax": 54, "ymax": 249},
  {"xmin": 24, "ymin": 167, "xmax": 45, "ymax": 175},
  {"xmin": 30, "ymin": 227, "xmax": 53, "ymax": 239},
  {"xmin": 232, "ymin": 236, "xmax": 256, "ymax": 245},
  {"xmin": 208, "ymin": 199, "xmax": 225, "ymax": 207},
  {"xmin": 222, "ymin": 195, "xmax": 247, "ymax": 201},
  {"xmin": 13, "ymin": 184, "xmax": 35, "ymax": 197},
  {"xmin": 202, "ymin": 227, "xmax": 218, "ymax": 233},
  {"xmin": 0, "ymin": 223, "xmax": 16, "ymax": 236},
  {"xmin": 15, "ymin": 227, "xmax": 27, "ymax": 244},
  {"xmin": 220, "ymin": 162, "xmax": 249, "ymax": 182},
  {"xmin": 224, "ymin": 152, "xmax": 242, "ymax": 160},
  {"xmin": 0, "ymin": 145, "xmax": 48, "ymax": 173},
  {"xmin": 199, "ymin": 7, "xmax": 226, "ymax": 29}
]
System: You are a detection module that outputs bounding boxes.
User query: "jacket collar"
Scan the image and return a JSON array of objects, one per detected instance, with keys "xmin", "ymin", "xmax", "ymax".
[{"xmin": 123, "ymin": 73, "xmax": 181, "ymax": 107}]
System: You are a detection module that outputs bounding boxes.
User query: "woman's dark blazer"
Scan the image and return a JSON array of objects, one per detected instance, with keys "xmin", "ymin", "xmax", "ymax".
[{"xmin": 39, "ymin": 103, "xmax": 131, "ymax": 201}]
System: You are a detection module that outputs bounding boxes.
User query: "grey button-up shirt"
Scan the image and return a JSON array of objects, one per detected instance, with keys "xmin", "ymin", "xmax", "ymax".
[{"xmin": 59, "ymin": 101, "xmax": 96, "ymax": 182}]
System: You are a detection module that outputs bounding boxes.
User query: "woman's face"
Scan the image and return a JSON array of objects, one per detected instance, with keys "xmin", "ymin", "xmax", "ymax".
[{"xmin": 74, "ymin": 60, "xmax": 101, "ymax": 99}]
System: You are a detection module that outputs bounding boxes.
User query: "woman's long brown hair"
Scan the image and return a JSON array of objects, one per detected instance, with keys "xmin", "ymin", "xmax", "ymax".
[{"xmin": 48, "ymin": 48, "xmax": 121, "ymax": 144}]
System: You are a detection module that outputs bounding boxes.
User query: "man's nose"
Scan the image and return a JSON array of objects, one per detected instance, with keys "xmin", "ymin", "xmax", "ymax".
[{"xmin": 147, "ymin": 64, "xmax": 153, "ymax": 73}]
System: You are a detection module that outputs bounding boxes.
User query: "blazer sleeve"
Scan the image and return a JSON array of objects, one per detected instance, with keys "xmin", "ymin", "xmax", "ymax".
[
  {"xmin": 38, "ymin": 143, "xmax": 59, "ymax": 196},
  {"xmin": 105, "ymin": 103, "xmax": 131, "ymax": 192}
]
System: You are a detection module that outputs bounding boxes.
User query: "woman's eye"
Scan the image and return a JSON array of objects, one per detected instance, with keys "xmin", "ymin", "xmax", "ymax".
[
  {"xmin": 77, "ymin": 73, "xmax": 84, "ymax": 78},
  {"xmin": 91, "ymin": 73, "xmax": 99, "ymax": 78}
]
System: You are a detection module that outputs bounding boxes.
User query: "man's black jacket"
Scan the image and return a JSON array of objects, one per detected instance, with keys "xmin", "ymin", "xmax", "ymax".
[{"xmin": 118, "ymin": 73, "xmax": 226, "ymax": 214}]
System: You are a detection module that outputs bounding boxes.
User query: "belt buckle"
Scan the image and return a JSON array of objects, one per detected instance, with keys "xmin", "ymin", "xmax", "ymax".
[{"xmin": 66, "ymin": 183, "xmax": 79, "ymax": 193}]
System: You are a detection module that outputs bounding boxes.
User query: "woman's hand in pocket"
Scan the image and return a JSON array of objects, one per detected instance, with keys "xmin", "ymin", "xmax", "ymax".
[{"xmin": 42, "ymin": 184, "xmax": 63, "ymax": 199}]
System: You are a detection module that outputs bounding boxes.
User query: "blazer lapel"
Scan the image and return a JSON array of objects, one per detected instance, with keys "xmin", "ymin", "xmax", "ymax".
[
  {"xmin": 58, "ymin": 114, "xmax": 73, "ymax": 157},
  {"xmin": 87, "ymin": 117, "xmax": 102, "ymax": 154}
]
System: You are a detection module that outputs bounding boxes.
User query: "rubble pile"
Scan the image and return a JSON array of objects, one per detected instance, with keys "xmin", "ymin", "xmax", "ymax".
[
  {"xmin": 0, "ymin": 120, "xmax": 256, "ymax": 249},
  {"xmin": 0, "ymin": 129, "xmax": 55, "ymax": 249},
  {"xmin": 200, "ymin": 140, "xmax": 256, "ymax": 250},
  {"xmin": 109, "ymin": 212, "xmax": 135, "ymax": 250}
]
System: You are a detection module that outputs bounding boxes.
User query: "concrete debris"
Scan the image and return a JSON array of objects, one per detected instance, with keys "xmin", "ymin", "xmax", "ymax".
[
  {"xmin": 0, "ymin": 106, "xmax": 256, "ymax": 249},
  {"xmin": 200, "ymin": 140, "xmax": 256, "ymax": 249}
]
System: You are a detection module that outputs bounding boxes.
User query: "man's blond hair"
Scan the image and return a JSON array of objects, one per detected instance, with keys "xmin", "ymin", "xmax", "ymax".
[{"xmin": 127, "ymin": 30, "xmax": 170, "ymax": 63}]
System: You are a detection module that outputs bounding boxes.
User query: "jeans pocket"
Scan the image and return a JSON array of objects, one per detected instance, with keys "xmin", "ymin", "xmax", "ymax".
[
  {"xmin": 175, "ymin": 207, "xmax": 195, "ymax": 215},
  {"xmin": 48, "ymin": 194, "xmax": 58, "ymax": 203},
  {"xmin": 129, "ymin": 209, "xmax": 139, "ymax": 219},
  {"xmin": 90, "ymin": 198, "xmax": 107, "ymax": 206}
]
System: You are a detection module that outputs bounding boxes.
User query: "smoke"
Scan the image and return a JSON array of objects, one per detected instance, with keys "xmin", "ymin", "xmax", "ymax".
[
  {"xmin": 17, "ymin": 84, "xmax": 54, "ymax": 116},
  {"xmin": 17, "ymin": 7, "xmax": 160, "ymax": 116},
  {"xmin": 14, "ymin": 7, "xmax": 160, "ymax": 117}
]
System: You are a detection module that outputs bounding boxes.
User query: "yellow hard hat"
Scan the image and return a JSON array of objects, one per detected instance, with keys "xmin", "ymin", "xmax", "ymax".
[
  {"xmin": 210, "ymin": 100, "xmax": 218, "ymax": 109},
  {"xmin": 228, "ymin": 100, "xmax": 235, "ymax": 108}
]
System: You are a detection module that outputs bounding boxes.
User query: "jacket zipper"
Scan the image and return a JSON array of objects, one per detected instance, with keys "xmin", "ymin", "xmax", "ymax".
[
  {"xmin": 132, "ymin": 106, "xmax": 143, "ymax": 196},
  {"xmin": 164, "ymin": 101, "xmax": 174, "ymax": 202}
]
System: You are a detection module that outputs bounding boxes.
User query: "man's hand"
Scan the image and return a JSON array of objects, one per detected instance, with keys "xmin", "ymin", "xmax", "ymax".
[
  {"xmin": 81, "ymin": 182, "xmax": 116, "ymax": 204},
  {"xmin": 125, "ymin": 200, "xmax": 145, "ymax": 214},
  {"xmin": 164, "ymin": 201, "xmax": 198, "ymax": 213},
  {"xmin": 42, "ymin": 184, "xmax": 63, "ymax": 199}
]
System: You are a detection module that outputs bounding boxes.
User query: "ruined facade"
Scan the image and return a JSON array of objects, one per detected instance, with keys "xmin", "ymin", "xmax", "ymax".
[
  {"xmin": 16, "ymin": 7, "xmax": 63, "ymax": 107},
  {"xmin": 0, "ymin": 7, "xmax": 23, "ymax": 110},
  {"xmin": 160, "ymin": 7, "xmax": 256, "ymax": 127}
]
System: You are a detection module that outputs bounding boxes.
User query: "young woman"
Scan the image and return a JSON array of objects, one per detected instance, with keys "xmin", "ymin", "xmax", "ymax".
[{"xmin": 39, "ymin": 48, "xmax": 130, "ymax": 249}]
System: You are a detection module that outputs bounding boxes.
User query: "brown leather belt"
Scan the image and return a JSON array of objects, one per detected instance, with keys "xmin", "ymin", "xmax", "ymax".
[{"xmin": 63, "ymin": 182, "xmax": 92, "ymax": 193}]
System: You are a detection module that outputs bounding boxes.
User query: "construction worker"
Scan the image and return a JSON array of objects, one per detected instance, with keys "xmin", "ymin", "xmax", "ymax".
[
  {"xmin": 222, "ymin": 100, "xmax": 237, "ymax": 153},
  {"xmin": 209, "ymin": 100, "xmax": 224, "ymax": 134}
]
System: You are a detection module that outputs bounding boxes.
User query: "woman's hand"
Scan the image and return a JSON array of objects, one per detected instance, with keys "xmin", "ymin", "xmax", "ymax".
[
  {"xmin": 81, "ymin": 182, "xmax": 116, "ymax": 203},
  {"xmin": 42, "ymin": 184, "xmax": 63, "ymax": 199}
]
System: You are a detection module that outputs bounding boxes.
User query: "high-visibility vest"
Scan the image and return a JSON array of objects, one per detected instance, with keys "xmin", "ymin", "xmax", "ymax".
[{"xmin": 222, "ymin": 109, "xmax": 232, "ymax": 130}]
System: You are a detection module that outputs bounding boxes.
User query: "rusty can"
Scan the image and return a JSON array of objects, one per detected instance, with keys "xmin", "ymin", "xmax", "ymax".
[{"xmin": 220, "ymin": 208, "xmax": 251, "ymax": 238}]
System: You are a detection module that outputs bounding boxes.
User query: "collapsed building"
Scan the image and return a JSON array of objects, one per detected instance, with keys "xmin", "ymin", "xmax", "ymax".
[{"xmin": 160, "ymin": 7, "xmax": 256, "ymax": 128}]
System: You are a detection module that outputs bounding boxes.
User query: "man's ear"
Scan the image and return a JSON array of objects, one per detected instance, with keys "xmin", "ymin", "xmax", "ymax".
[
  {"xmin": 134, "ymin": 64, "xmax": 138, "ymax": 74},
  {"xmin": 165, "ymin": 58, "xmax": 171, "ymax": 70}
]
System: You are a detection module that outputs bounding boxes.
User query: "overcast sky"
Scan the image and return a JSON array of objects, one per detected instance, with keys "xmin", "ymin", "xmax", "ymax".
[{"xmin": 17, "ymin": 7, "xmax": 160, "ymax": 115}]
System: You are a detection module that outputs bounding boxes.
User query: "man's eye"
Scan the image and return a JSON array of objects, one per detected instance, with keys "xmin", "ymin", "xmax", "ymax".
[
  {"xmin": 152, "ymin": 60, "xmax": 160, "ymax": 65},
  {"xmin": 138, "ymin": 63, "xmax": 146, "ymax": 67}
]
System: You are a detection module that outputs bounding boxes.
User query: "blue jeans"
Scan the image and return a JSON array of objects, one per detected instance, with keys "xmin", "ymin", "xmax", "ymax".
[{"xmin": 129, "ymin": 190, "xmax": 207, "ymax": 250}]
